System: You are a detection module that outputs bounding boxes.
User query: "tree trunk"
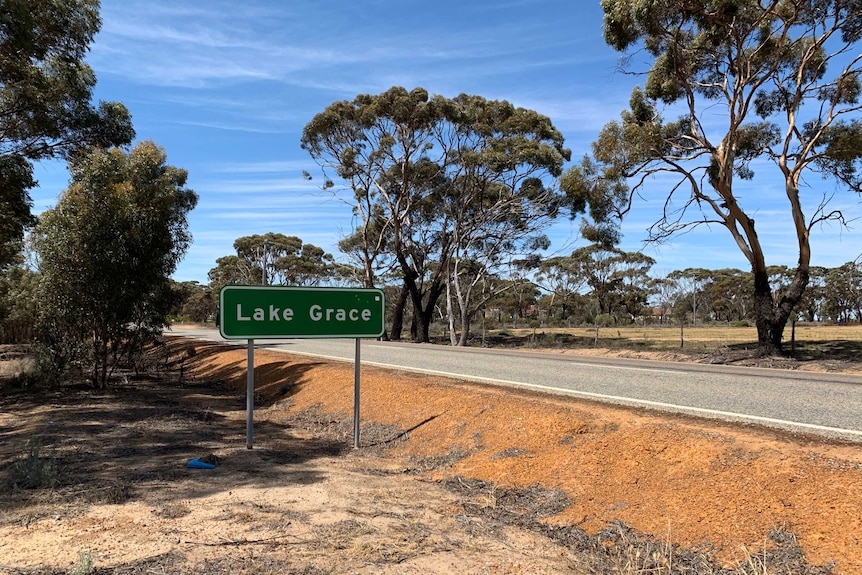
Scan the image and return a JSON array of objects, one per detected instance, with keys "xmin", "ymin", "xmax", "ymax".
[
  {"xmin": 403, "ymin": 275, "xmax": 431, "ymax": 343},
  {"xmin": 93, "ymin": 335, "xmax": 109, "ymax": 389},
  {"xmin": 791, "ymin": 319, "xmax": 797, "ymax": 356},
  {"xmin": 457, "ymin": 308, "xmax": 471, "ymax": 347},
  {"xmin": 414, "ymin": 302, "xmax": 434, "ymax": 343},
  {"xmin": 752, "ymin": 269, "xmax": 783, "ymax": 354},
  {"xmin": 400, "ymin": 262, "xmax": 445, "ymax": 344},
  {"xmin": 410, "ymin": 312, "xmax": 420, "ymax": 342},
  {"xmin": 446, "ymin": 280, "xmax": 458, "ymax": 346},
  {"xmin": 751, "ymin": 264, "xmax": 809, "ymax": 356},
  {"xmin": 389, "ymin": 281, "xmax": 409, "ymax": 341}
]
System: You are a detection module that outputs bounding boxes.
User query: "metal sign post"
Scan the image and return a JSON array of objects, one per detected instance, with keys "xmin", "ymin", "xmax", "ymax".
[
  {"xmin": 219, "ymin": 286, "xmax": 385, "ymax": 450},
  {"xmin": 354, "ymin": 338, "xmax": 361, "ymax": 448},
  {"xmin": 247, "ymin": 339, "xmax": 254, "ymax": 449}
]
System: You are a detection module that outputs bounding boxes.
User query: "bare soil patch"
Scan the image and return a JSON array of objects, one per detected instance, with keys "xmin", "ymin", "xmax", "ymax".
[{"xmin": 0, "ymin": 338, "xmax": 860, "ymax": 574}]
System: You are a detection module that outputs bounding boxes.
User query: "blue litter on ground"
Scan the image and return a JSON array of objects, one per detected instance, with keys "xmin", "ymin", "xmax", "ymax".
[{"xmin": 187, "ymin": 458, "xmax": 216, "ymax": 469}]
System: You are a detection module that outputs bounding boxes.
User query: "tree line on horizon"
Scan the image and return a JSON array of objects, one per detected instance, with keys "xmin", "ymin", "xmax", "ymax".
[
  {"xmin": 174, "ymin": 233, "xmax": 862, "ymax": 344},
  {"xmin": 1, "ymin": 0, "xmax": 861, "ymax": 388}
]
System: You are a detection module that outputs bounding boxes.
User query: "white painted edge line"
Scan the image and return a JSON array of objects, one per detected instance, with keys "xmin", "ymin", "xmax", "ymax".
[
  {"xmin": 364, "ymin": 343, "xmax": 682, "ymax": 375},
  {"xmin": 272, "ymin": 347, "xmax": 862, "ymax": 442}
]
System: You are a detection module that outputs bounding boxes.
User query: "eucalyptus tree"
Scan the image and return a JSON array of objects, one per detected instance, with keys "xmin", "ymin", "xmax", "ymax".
[
  {"xmin": 278, "ymin": 242, "xmax": 336, "ymax": 286},
  {"xmin": 798, "ymin": 266, "xmax": 828, "ymax": 321},
  {"xmin": 666, "ymin": 268, "xmax": 712, "ymax": 325},
  {"xmin": 208, "ymin": 233, "xmax": 336, "ymax": 290},
  {"xmin": 565, "ymin": 0, "xmax": 862, "ymax": 354},
  {"xmin": 649, "ymin": 276, "xmax": 679, "ymax": 325},
  {"xmin": 0, "ymin": 264, "xmax": 39, "ymax": 343},
  {"xmin": 302, "ymin": 87, "xmax": 570, "ymax": 343},
  {"xmin": 235, "ymin": 233, "xmax": 300, "ymax": 286},
  {"xmin": 443, "ymin": 94, "xmax": 569, "ymax": 345},
  {"xmin": 208, "ymin": 255, "xmax": 253, "ymax": 288},
  {"xmin": 572, "ymin": 244, "xmax": 626, "ymax": 318},
  {"xmin": 498, "ymin": 278, "xmax": 541, "ymax": 321},
  {"xmin": 0, "ymin": 0, "xmax": 134, "ymax": 267},
  {"xmin": 823, "ymin": 260, "xmax": 862, "ymax": 321},
  {"xmin": 337, "ymin": 215, "xmax": 395, "ymax": 289},
  {"xmin": 35, "ymin": 142, "xmax": 197, "ymax": 388},
  {"xmin": 535, "ymin": 254, "xmax": 591, "ymax": 321},
  {"xmin": 174, "ymin": 281, "xmax": 217, "ymax": 324},
  {"xmin": 706, "ymin": 269, "xmax": 754, "ymax": 322},
  {"xmin": 613, "ymin": 251, "xmax": 656, "ymax": 321}
]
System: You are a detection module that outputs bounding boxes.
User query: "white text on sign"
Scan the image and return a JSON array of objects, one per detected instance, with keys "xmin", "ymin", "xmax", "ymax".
[{"xmin": 236, "ymin": 304, "xmax": 373, "ymax": 323}]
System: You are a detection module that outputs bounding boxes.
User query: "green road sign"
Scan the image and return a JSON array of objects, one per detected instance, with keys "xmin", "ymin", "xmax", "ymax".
[{"xmin": 219, "ymin": 286, "xmax": 385, "ymax": 339}]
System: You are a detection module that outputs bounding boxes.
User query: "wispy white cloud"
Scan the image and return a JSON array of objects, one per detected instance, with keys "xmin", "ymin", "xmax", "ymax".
[
  {"xmin": 72, "ymin": 1, "xmax": 862, "ymax": 282},
  {"xmin": 93, "ymin": 0, "xmax": 605, "ymax": 96},
  {"xmin": 197, "ymin": 179, "xmax": 320, "ymax": 195},
  {"xmin": 167, "ymin": 119, "xmax": 290, "ymax": 134},
  {"xmin": 210, "ymin": 160, "xmax": 314, "ymax": 174}
]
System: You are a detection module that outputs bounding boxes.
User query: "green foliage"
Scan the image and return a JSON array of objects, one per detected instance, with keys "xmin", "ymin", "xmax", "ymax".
[
  {"xmin": 0, "ymin": 265, "xmax": 39, "ymax": 343},
  {"xmin": 571, "ymin": 0, "xmax": 862, "ymax": 354},
  {"xmin": 0, "ymin": 0, "xmax": 134, "ymax": 269},
  {"xmin": 822, "ymin": 261, "xmax": 862, "ymax": 322},
  {"xmin": 0, "ymin": 0, "xmax": 135, "ymax": 159},
  {"xmin": 302, "ymin": 86, "xmax": 571, "ymax": 343},
  {"xmin": 6, "ymin": 442, "xmax": 60, "ymax": 490},
  {"xmin": 594, "ymin": 313, "xmax": 616, "ymax": 328},
  {"xmin": 208, "ymin": 233, "xmax": 337, "ymax": 289},
  {"xmin": 0, "ymin": 155, "xmax": 37, "ymax": 269},
  {"xmin": 177, "ymin": 282, "xmax": 217, "ymax": 323},
  {"xmin": 35, "ymin": 141, "xmax": 197, "ymax": 388}
]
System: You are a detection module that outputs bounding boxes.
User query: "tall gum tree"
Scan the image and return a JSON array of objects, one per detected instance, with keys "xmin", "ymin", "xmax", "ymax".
[
  {"xmin": 565, "ymin": 0, "xmax": 862, "ymax": 354},
  {"xmin": 302, "ymin": 87, "xmax": 570, "ymax": 343},
  {"xmin": 207, "ymin": 233, "xmax": 336, "ymax": 289}
]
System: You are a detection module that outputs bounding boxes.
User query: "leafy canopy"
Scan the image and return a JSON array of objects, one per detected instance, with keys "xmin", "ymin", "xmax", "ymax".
[
  {"xmin": 0, "ymin": 0, "xmax": 134, "ymax": 267},
  {"xmin": 302, "ymin": 86, "xmax": 573, "ymax": 342},
  {"xmin": 208, "ymin": 233, "xmax": 337, "ymax": 288},
  {"xmin": 36, "ymin": 141, "xmax": 196, "ymax": 386}
]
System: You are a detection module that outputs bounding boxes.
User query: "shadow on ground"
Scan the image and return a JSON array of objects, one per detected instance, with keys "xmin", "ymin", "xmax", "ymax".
[{"xmin": 0, "ymin": 341, "xmax": 354, "ymax": 516}]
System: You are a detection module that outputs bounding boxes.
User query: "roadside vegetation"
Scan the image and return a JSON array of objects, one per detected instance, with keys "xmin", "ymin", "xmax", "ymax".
[{"xmin": 0, "ymin": 339, "xmax": 847, "ymax": 574}]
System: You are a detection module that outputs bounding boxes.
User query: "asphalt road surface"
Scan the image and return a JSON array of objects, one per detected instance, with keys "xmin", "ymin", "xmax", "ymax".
[{"xmin": 169, "ymin": 326, "xmax": 862, "ymax": 443}]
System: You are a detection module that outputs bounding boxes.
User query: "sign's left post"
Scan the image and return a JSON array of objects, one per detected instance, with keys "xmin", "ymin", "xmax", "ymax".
[{"xmin": 246, "ymin": 339, "xmax": 254, "ymax": 449}]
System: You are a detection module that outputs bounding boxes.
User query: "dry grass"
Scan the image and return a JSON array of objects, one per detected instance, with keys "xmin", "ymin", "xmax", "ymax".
[
  {"xmin": 505, "ymin": 323, "xmax": 862, "ymax": 343},
  {"xmin": 0, "ymin": 356, "xmax": 34, "ymax": 379},
  {"xmin": 494, "ymin": 323, "xmax": 862, "ymax": 358}
]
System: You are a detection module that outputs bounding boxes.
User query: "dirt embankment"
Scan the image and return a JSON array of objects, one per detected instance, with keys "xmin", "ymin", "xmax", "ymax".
[
  {"xmin": 1, "ymin": 338, "xmax": 860, "ymax": 574},
  {"xmin": 186, "ymin": 340, "xmax": 862, "ymax": 571}
]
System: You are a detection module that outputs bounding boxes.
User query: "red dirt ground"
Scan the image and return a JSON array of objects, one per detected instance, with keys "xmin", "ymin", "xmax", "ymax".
[{"xmin": 184, "ymin": 339, "xmax": 862, "ymax": 572}]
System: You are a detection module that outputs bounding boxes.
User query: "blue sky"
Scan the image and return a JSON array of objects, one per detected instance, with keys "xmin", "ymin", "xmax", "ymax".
[{"xmin": 29, "ymin": 0, "xmax": 862, "ymax": 284}]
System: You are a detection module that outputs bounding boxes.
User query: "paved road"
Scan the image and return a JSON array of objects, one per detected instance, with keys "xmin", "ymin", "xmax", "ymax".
[{"xmin": 168, "ymin": 326, "xmax": 862, "ymax": 442}]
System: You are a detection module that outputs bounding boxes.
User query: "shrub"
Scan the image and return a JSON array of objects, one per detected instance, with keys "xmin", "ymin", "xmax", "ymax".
[{"xmin": 6, "ymin": 443, "xmax": 60, "ymax": 490}]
